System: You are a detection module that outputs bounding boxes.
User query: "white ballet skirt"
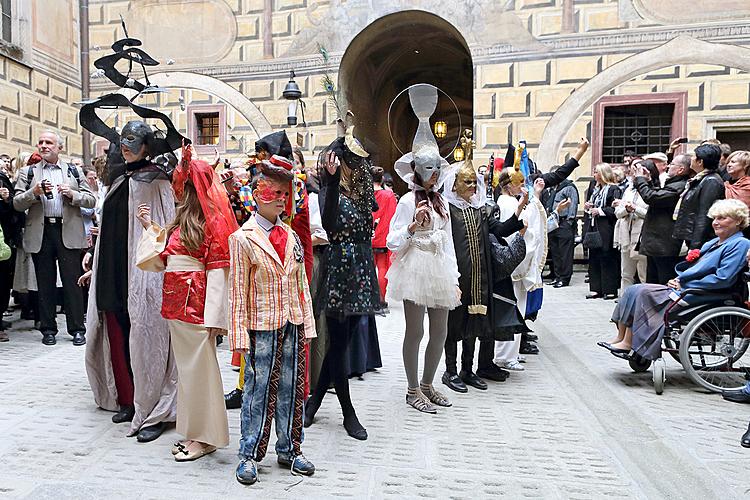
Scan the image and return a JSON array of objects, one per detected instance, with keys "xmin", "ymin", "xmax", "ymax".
[{"xmin": 386, "ymin": 228, "xmax": 461, "ymax": 309}]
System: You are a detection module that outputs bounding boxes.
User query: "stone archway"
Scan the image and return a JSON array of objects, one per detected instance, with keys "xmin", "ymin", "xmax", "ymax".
[
  {"xmin": 338, "ymin": 10, "xmax": 473, "ymax": 183},
  {"xmin": 536, "ymin": 36, "xmax": 750, "ymax": 169},
  {"xmin": 140, "ymin": 72, "xmax": 273, "ymax": 138}
]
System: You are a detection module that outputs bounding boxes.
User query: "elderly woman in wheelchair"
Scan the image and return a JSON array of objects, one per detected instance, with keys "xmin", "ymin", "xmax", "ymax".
[{"xmin": 598, "ymin": 199, "xmax": 750, "ymax": 372}]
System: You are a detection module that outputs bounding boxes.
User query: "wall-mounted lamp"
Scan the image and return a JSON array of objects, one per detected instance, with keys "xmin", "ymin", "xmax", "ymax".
[
  {"xmin": 434, "ymin": 120, "xmax": 447, "ymax": 139},
  {"xmin": 453, "ymin": 147, "xmax": 464, "ymax": 162},
  {"xmin": 282, "ymin": 70, "xmax": 305, "ymax": 127}
]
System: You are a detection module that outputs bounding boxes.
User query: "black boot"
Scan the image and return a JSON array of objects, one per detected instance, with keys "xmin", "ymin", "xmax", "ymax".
[
  {"xmin": 112, "ymin": 405, "xmax": 135, "ymax": 424},
  {"xmin": 304, "ymin": 396, "xmax": 321, "ymax": 428},
  {"xmin": 742, "ymin": 422, "xmax": 750, "ymax": 448},
  {"xmin": 224, "ymin": 388, "xmax": 242, "ymax": 410},
  {"xmin": 136, "ymin": 422, "xmax": 165, "ymax": 443}
]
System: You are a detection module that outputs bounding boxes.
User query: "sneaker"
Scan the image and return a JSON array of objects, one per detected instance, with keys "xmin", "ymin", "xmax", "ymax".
[
  {"xmin": 498, "ymin": 359, "xmax": 525, "ymax": 371},
  {"xmin": 236, "ymin": 458, "xmax": 258, "ymax": 485},
  {"xmin": 278, "ymin": 453, "xmax": 315, "ymax": 476}
]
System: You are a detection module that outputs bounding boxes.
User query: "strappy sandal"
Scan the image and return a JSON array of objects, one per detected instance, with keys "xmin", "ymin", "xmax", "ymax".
[
  {"xmin": 406, "ymin": 388, "xmax": 437, "ymax": 414},
  {"xmin": 171, "ymin": 440, "xmax": 191, "ymax": 455},
  {"xmin": 174, "ymin": 442, "xmax": 217, "ymax": 462},
  {"xmin": 420, "ymin": 383, "xmax": 452, "ymax": 407}
]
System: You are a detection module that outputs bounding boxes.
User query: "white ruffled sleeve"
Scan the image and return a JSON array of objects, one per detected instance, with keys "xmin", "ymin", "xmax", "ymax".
[{"xmin": 386, "ymin": 192, "xmax": 417, "ymax": 254}]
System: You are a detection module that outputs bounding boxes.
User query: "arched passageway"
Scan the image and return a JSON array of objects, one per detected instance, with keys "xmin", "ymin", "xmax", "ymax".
[{"xmin": 339, "ymin": 11, "xmax": 473, "ymax": 187}]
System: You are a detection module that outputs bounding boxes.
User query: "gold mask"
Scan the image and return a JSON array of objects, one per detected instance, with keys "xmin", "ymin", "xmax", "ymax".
[{"xmin": 454, "ymin": 164, "xmax": 478, "ymax": 202}]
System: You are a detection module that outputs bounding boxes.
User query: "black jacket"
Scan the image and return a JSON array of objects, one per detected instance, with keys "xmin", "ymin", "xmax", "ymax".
[
  {"xmin": 634, "ymin": 175, "xmax": 687, "ymax": 257},
  {"xmin": 584, "ymin": 184, "xmax": 621, "ymax": 250},
  {"xmin": 0, "ymin": 172, "xmax": 21, "ymax": 248},
  {"xmin": 672, "ymin": 171, "xmax": 725, "ymax": 249}
]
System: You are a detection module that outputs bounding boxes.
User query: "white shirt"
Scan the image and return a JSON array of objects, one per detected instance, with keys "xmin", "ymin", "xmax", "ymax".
[
  {"xmin": 40, "ymin": 161, "xmax": 65, "ymax": 217},
  {"xmin": 307, "ymin": 192, "xmax": 328, "ymax": 244},
  {"xmin": 255, "ymin": 213, "xmax": 283, "ymax": 238}
]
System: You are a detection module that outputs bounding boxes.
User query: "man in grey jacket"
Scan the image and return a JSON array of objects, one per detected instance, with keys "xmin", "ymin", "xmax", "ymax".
[
  {"xmin": 544, "ymin": 175, "xmax": 579, "ymax": 288},
  {"xmin": 14, "ymin": 131, "xmax": 96, "ymax": 346}
]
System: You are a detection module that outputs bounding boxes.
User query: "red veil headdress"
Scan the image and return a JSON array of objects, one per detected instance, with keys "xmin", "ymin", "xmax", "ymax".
[{"xmin": 173, "ymin": 142, "xmax": 239, "ymax": 254}]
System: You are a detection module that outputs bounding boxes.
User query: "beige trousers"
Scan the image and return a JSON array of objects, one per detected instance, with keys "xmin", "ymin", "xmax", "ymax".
[
  {"xmin": 620, "ymin": 250, "xmax": 647, "ymax": 297},
  {"xmin": 168, "ymin": 319, "xmax": 229, "ymax": 448}
]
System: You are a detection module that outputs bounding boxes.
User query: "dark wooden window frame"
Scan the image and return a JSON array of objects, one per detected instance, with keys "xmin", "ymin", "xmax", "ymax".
[
  {"xmin": 591, "ymin": 92, "xmax": 687, "ymax": 171},
  {"xmin": 1, "ymin": 0, "xmax": 11, "ymax": 43},
  {"xmin": 187, "ymin": 104, "xmax": 226, "ymax": 155}
]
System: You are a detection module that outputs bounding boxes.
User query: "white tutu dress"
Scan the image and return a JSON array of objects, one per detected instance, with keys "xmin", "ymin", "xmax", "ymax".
[{"xmin": 386, "ymin": 191, "xmax": 460, "ymax": 309}]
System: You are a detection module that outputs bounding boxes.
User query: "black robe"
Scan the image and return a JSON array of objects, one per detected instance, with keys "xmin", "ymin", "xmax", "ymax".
[
  {"xmin": 446, "ymin": 203, "xmax": 524, "ymax": 342},
  {"xmin": 96, "ymin": 158, "xmax": 170, "ymax": 313}
]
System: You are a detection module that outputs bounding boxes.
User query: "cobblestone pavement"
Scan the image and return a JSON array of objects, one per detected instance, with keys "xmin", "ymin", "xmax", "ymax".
[{"xmin": 2, "ymin": 275, "xmax": 749, "ymax": 499}]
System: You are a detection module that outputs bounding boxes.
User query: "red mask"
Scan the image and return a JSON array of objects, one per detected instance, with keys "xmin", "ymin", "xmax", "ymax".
[{"xmin": 254, "ymin": 178, "xmax": 290, "ymax": 204}]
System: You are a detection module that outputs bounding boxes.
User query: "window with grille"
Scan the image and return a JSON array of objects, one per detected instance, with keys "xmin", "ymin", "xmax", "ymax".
[
  {"xmin": 1, "ymin": 0, "xmax": 11, "ymax": 43},
  {"xmin": 591, "ymin": 92, "xmax": 687, "ymax": 169},
  {"xmin": 601, "ymin": 104, "xmax": 674, "ymax": 164},
  {"xmin": 196, "ymin": 113, "xmax": 220, "ymax": 146}
]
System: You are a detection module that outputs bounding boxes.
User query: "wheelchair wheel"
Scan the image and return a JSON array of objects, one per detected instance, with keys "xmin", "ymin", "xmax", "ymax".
[
  {"xmin": 679, "ymin": 306, "xmax": 750, "ymax": 393},
  {"xmin": 628, "ymin": 355, "xmax": 651, "ymax": 373},
  {"xmin": 652, "ymin": 358, "xmax": 666, "ymax": 395}
]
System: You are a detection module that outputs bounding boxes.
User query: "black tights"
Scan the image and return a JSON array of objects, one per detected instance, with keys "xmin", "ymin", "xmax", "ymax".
[{"xmin": 307, "ymin": 314, "xmax": 358, "ymax": 418}]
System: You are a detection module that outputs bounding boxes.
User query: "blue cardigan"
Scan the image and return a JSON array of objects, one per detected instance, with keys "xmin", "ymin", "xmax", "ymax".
[{"xmin": 676, "ymin": 231, "xmax": 750, "ymax": 290}]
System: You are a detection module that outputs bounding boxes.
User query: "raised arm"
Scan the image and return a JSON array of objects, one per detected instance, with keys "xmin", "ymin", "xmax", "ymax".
[{"xmin": 540, "ymin": 138, "xmax": 589, "ymax": 188}]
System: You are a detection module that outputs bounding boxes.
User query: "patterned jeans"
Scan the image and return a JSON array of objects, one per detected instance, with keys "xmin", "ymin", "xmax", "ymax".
[{"xmin": 239, "ymin": 322, "xmax": 305, "ymax": 461}]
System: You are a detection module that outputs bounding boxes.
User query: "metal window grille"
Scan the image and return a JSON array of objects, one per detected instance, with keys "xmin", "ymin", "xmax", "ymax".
[
  {"xmin": 1, "ymin": 0, "xmax": 11, "ymax": 43},
  {"xmin": 601, "ymin": 103, "xmax": 674, "ymax": 164},
  {"xmin": 196, "ymin": 113, "xmax": 220, "ymax": 146}
]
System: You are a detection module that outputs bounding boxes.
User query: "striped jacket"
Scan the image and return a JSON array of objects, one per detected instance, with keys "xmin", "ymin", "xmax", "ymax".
[{"xmin": 228, "ymin": 215, "xmax": 316, "ymax": 351}]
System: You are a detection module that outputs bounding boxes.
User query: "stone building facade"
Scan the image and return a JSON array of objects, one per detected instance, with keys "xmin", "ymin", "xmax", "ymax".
[
  {"xmin": 16, "ymin": 1, "xmax": 750, "ymax": 182},
  {"xmin": 0, "ymin": 0, "xmax": 84, "ymax": 160}
]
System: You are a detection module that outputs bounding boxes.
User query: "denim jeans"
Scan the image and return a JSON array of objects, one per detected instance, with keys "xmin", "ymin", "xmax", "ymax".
[{"xmin": 239, "ymin": 322, "xmax": 305, "ymax": 461}]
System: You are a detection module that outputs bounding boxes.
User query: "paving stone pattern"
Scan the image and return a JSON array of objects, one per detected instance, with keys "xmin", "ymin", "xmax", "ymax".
[{"xmin": 1, "ymin": 275, "xmax": 748, "ymax": 499}]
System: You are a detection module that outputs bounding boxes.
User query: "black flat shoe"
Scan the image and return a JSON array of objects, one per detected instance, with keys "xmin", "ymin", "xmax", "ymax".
[
  {"xmin": 72, "ymin": 331, "xmax": 86, "ymax": 346},
  {"xmin": 596, "ymin": 341, "xmax": 612, "ymax": 349},
  {"xmin": 136, "ymin": 422, "xmax": 165, "ymax": 443},
  {"xmin": 476, "ymin": 365, "xmax": 509, "ymax": 382},
  {"xmin": 459, "ymin": 370, "xmax": 488, "ymax": 390},
  {"xmin": 611, "ymin": 351, "xmax": 632, "ymax": 360},
  {"xmin": 41, "ymin": 333, "xmax": 56, "ymax": 346},
  {"xmin": 742, "ymin": 423, "xmax": 750, "ymax": 448},
  {"xmin": 723, "ymin": 390, "xmax": 750, "ymax": 404},
  {"xmin": 524, "ymin": 333, "xmax": 538, "ymax": 342},
  {"xmin": 586, "ymin": 293, "xmax": 602, "ymax": 299},
  {"xmin": 112, "ymin": 405, "xmax": 135, "ymax": 423},
  {"xmin": 604, "ymin": 344, "xmax": 631, "ymax": 354},
  {"xmin": 519, "ymin": 342, "xmax": 540, "ymax": 355},
  {"xmin": 343, "ymin": 414, "xmax": 367, "ymax": 441},
  {"xmin": 224, "ymin": 388, "xmax": 242, "ymax": 410},
  {"xmin": 603, "ymin": 294, "xmax": 617, "ymax": 300},
  {"xmin": 441, "ymin": 371, "xmax": 468, "ymax": 393}
]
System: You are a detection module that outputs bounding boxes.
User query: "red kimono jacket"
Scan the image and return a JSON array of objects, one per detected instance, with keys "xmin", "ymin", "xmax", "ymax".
[{"xmin": 159, "ymin": 228, "xmax": 230, "ymax": 325}]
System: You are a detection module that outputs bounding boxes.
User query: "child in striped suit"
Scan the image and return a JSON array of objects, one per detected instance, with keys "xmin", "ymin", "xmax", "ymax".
[{"xmin": 228, "ymin": 157, "xmax": 316, "ymax": 485}]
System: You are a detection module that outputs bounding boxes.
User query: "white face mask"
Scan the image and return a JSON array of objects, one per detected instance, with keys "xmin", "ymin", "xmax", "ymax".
[{"xmin": 413, "ymin": 147, "xmax": 441, "ymax": 183}]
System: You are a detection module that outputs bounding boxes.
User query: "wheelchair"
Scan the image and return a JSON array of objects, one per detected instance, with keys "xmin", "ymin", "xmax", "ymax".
[{"xmin": 626, "ymin": 273, "xmax": 750, "ymax": 395}]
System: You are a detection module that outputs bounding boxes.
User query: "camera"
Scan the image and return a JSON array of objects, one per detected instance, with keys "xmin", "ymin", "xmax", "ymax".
[{"xmin": 41, "ymin": 179, "xmax": 54, "ymax": 200}]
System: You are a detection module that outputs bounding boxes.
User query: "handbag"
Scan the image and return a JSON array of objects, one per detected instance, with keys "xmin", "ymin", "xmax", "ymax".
[{"xmin": 583, "ymin": 219, "xmax": 603, "ymax": 249}]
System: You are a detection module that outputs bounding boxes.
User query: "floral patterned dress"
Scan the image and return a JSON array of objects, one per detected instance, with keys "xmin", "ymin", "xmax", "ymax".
[{"xmin": 317, "ymin": 167, "xmax": 382, "ymax": 319}]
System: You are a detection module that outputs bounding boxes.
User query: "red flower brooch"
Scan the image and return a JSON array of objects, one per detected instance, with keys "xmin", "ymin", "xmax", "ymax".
[{"xmin": 686, "ymin": 249, "xmax": 701, "ymax": 263}]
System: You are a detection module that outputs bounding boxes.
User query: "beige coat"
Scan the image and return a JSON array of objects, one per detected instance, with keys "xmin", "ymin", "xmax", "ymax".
[
  {"xmin": 613, "ymin": 184, "xmax": 649, "ymax": 256},
  {"xmin": 13, "ymin": 161, "xmax": 96, "ymax": 253}
]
